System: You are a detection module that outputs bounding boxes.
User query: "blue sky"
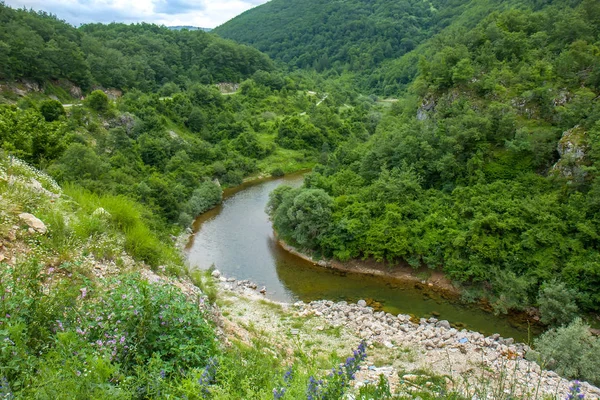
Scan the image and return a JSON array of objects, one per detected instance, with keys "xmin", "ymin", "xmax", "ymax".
[{"xmin": 4, "ymin": 0, "xmax": 270, "ymax": 28}]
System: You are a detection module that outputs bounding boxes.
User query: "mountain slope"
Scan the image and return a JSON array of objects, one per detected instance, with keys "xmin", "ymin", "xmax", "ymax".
[
  {"xmin": 0, "ymin": 4, "xmax": 272, "ymax": 91},
  {"xmin": 267, "ymin": 0, "xmax": 600, "ymax": 317},
  {"xmin": 215, "ymin": 0, "xmax": 582, "ymax": 93}
]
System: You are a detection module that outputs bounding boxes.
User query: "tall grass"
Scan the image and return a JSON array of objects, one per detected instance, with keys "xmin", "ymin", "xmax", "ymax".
[{"xmin": 63, "ymin": 184, "xmax": 180, "ymax": 268}]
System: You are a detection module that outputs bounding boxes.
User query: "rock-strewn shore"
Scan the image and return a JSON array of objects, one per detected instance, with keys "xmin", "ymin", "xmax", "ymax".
[{"xmin": 212, "ymin": 271, "xmax": 600, "ymax": 399}]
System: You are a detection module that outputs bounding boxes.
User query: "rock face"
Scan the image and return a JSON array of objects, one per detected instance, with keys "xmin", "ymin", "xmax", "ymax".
[
  {"xmin": 417, "ymin": 97, "xmax": 436, "ymax": 121},
  {"xmin": 18, "ymin": 213, "xmax": 47, "ymax": 234},
  {"xmin": 551, "ymin": 126, "xmax": 588, "ymax": 183}
]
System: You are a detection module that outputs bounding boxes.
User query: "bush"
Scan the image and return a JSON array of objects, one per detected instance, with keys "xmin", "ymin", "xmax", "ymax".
[
  {"xmin": 183, "ymin": 181, "xmax": 222, "ymax": 221},
  {"xmin": 538, "ymin": 281, "xmax": 579, "ymax": 327},
  {"xmin": 534, "ymin": 318, "xmax": 600, "ymax": 385},
  {"xmin": 39, "ymin": 100, "xmax": 65, "ymax": 122},
  {"xmin": 84, "ymin": 90, "xmax": 109, "ymax": 113},
  {"xmin": 271, "ymin": 168, "xmax": 285, "ymax": 177}
]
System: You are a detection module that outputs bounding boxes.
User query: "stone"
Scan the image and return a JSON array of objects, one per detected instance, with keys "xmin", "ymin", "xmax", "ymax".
[
  {"xmin": 18, "ymin": 213, "xmax": 47, "ymax": 234},
  {"xmin": 259, "ymin": 286, "xmax": 267, "ymax": 294},
  {"xmin": 357, "ymin": 299, "xmax": 367, "ymax": 307},
  {"xmin": 211, "ymin": 269, "xmax": 221, "ymax": 278},
  {"xmin": 436, "ymin": 320, "xmax": 451, "ymax": 330}
]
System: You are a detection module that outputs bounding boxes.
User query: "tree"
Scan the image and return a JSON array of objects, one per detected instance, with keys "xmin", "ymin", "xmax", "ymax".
[
  {"xmin": 534, "ymin": 318, "xmax": 600, "ymax": 385},
  {"xmin": 538, "ymin": 281, "xmax": 579, "ymax": 327},
  {"xmin": 84, "ymin": 90, "xmax": 109, "ymax": 113},
  {"xmin": 39, "ymin": 100, "xmax": 66, "ymax": 122},
  {"xmin": 270, "ymin": 188, "xmax": 333, "ymax": 249}
]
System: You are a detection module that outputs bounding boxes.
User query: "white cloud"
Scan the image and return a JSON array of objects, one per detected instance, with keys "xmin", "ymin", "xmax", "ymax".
[{"xmin": 3, "ymin": 0, "xmax": 269, "ymax": 28}]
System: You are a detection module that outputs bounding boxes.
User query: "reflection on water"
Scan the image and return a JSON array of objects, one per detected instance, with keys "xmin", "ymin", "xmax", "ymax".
[{"xmin": 186, "ymin": 173, "xmax": 532, "ymax": 341}]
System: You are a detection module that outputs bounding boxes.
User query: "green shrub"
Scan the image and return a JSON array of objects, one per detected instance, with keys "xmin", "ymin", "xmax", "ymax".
[
  {"xmin": 80, "ymin": 275, "xmax": 217, "ymax": 373},
  {"xmin": 183, "ymin": 180, "xmax": 222, "ymax": 222},
  {"xmin": 534, "ymin": 318, "xmax": 600, "ymax": 385},
  {"xmin": 271, "ymin": 168, "xmax": 285, "ymax": 177},
  {"xmin": 39, "ymin": 99, "xmax": 65, "ymax": 122},
  {"xmin": 84, "ymin": 90, "xmax": 109, "ymax": 113},
  {"xmin": 538, "ymin": 281, "xmax": 579, "ymax": 327}
]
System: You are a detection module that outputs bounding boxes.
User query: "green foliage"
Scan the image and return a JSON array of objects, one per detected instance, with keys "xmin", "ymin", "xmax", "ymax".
[
  {"xmin": 0, "ymin": 3, "xmax": 273, "ymax": 91},
  {"xmin": 537, "ymin": 281, "xmax": 580, "ymax": 327},
  {"xmin": 0, "ymin": 105, "xmax": 69, "ymax": 166},
  {"xmin": 84, "ymin": 90, "xmax": 109, "ymax": 112},
  {"xmin": 268, "ymin": 186, "xmax": 333, "ymax": 249},
  {"xmin": 39, "ymin": 99, "xmax": 65, "ymax": 122},
  {"xmin": 266, "ymin": 0, "xmax": 600, "ymax": 316},
  {"xmin": 534, "ymin": 318, "xmax": 600, "ymax": 385},
  {"xmin": 0, "ymin": 261, "xmax": 217, "ymax": 398},
  {"xmin": 180, "ymin": 180, "xmax": 223, "ymax": 226}
]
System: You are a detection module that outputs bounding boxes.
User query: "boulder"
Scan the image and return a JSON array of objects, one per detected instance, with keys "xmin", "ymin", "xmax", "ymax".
[
  {"xmin": 211, "ymin": 269, "xmax": 221, "ymax": 278},
  {"xmin": 18, "ymin": 213, "xmax": 47, "ymax": 234},
  {"xmin": 436, "ymin": 320, "xmax": 451, "ymax": 330}
]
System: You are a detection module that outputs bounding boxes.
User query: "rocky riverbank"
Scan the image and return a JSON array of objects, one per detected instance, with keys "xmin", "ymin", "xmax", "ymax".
[{"xmin": 211, "ymin": 270, "xmax": 600, "ymax": 399}]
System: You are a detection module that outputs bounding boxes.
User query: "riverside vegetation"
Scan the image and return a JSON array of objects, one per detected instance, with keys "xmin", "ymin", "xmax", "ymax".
[{"xmin": 1, "ymin": 0, "xmax": 600, "ymax": 397}]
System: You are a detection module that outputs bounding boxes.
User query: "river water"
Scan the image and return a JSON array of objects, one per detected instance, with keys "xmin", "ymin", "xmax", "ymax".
[{"xmin": 186, "ymin": 173, "xmax": 533, "ymax": 341}]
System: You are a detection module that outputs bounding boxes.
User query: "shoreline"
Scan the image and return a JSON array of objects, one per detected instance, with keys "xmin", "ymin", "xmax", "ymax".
[
  {"xmin": 212, "ymin": 273, "xmax": 600, "ymax": 398},
  {"xmin": 276, "ymin": 237, "xmax": 545, "ymax": 332},
  {"xmin": 277, "ymin": 238, "xmax": 460, "ymax": 298}
]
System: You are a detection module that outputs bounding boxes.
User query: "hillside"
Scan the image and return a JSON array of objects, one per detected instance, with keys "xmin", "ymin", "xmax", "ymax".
[
  {"xmin": 268, "ymin": 0, "xmax": 600, "ymax": 322},
  {"xmin": 213, "ymin": 0, "xmax": 573, "ymax": 93},
  {"xmin": 2, "ymin": 154, "xmax": 599, "ymax": 398},
  {"xmin": 0, "ymin": 4, "xmax": 272, "ymax": 91}
]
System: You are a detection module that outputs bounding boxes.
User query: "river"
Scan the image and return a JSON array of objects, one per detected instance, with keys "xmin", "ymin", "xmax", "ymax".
[{"xmin": 186, "ymin": 173, "xmax": 533, "ymax": 342}]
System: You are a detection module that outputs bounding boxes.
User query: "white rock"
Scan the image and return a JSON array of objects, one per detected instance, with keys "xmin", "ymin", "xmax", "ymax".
[
  {"xmin": 211, "ymin": 269, "xmax": 221, "ymax": 278},
  {"xmin": 18, "ymin": 213, "xmax": 47, "ymax": 234}
]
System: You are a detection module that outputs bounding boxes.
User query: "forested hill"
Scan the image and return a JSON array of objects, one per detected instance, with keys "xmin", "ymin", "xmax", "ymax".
[
  {"xmin": 214, "ymin": 0, "xmax": 582, "ymax": 93},
  {"xmin": 268, "ymin": 0, "xmax": 600, "ymax": 318},
  {"xmin": 0, "ymin": 4, "xmax": 272, "ymax": 91},
  {"xmin": 215, "ymin": 0, "xmax": 450, "ymax": 72}
]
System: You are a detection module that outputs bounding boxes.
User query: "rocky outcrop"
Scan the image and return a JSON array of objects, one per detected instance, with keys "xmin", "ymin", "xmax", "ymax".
[
  {"xmin": 417, "ymin": 97, "xmax": 436, "ymax": 121},
  {"xmin": 551, "ymin": 126, "xmax": 588, "ymax": 183}
]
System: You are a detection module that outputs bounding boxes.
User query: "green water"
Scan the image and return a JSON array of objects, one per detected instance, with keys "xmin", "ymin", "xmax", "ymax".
[{"xmin": 186, "ymin": 173, "xmax": 534, "ymax": 342}]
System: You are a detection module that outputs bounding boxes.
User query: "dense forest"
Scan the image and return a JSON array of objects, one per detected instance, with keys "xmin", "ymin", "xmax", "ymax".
[
  {"xmin": 268, "ymin": 0, "xmax": 600, "ymax": 320},
  {"xmin": 0, "ymin": 3, "xmax": 379, "ymax": 238},
  {"xmin": 0, "ymin": 4, "xmax": 273, "ymax": 90},
  {"xmin": 215, "ymin": 0, "xmax": 587, "ymax": 93}
]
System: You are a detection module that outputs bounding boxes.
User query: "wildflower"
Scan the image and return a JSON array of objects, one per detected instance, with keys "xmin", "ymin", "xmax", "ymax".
[
  {"xmin": 273, "ymin": 387, "xmax": 286, "ymax": 399},
  {"xmin": 567, "ymin": 381, "xmax": 584, "ymax": 400}
]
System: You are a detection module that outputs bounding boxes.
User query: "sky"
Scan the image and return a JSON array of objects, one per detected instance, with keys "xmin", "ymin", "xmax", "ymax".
[{"xmin": 3, "ymin": 0, "xmax": 270, "ymax": 28}]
